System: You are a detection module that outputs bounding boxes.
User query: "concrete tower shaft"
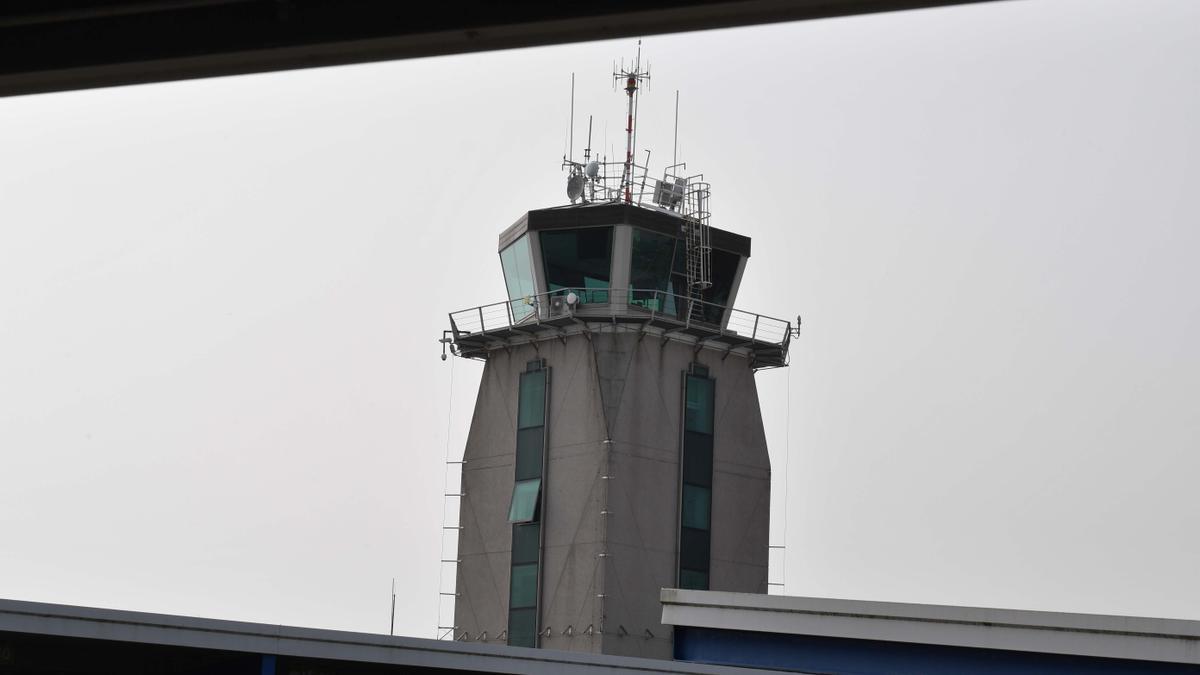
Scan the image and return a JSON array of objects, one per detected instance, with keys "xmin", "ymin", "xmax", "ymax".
[{"xmin": 453, "ymin": 327, "xmax": 770, "ymax": 659}]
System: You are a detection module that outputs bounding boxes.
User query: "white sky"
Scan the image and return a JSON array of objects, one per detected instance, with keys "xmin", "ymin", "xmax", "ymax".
[{"xmin": 1, "ymin": 0, "xmax": 1197, "ymax": 639}]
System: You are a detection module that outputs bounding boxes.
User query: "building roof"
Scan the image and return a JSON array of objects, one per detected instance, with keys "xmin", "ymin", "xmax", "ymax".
[
  {"xmin": 498, "ymin": 202, "xmax": 752, "ymax": 257},
  {"xmin": 0, "ymin": 597, "xmax": 777, "ymax": 675},
  {"xmin": 660, "ymin": 589, "xmax": 1200, "ymax": 666}
]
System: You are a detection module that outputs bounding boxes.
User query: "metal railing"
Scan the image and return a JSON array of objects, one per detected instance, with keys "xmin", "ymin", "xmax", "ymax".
[
  {"xmin": 448, "ymin": 288, "xmax": 791, "ymax": 348},
  {"xmin": 563, "ymin": 158, "xmax": 709, "ymax": 219}
]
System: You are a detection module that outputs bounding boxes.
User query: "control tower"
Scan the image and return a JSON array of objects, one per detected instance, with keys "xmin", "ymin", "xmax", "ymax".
[{"xmin": 442, "ymin": 60, "xmax": 793, "ymax": 660}]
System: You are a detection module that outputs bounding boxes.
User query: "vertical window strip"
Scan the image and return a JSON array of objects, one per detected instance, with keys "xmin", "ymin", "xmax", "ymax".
[
  {"xmin": 680, "ymin": 367, "xmax": 714, "ymax": 591},
  {"xmin": 509, "ymin": 361, "xmax": 547, "ymax": 647}
]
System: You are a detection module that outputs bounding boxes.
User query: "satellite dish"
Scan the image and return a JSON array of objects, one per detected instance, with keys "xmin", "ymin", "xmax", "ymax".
[
  {"xmin": 567, "ymin": 174, "xmax": 585, "ymax": 203},
  {"xmin": 585, "ymin": 160, "xmax": 600, "ymax": 178},
  {"xmin": 566, "ymin": 292, "xmax": 579, "ymax": 306}
]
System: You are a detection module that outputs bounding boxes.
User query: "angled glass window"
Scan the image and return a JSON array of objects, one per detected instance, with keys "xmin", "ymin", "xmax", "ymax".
[
  {"xmin": 682, "ymin": 432, "xmax": 713, "ymax": 487},
  {"xmin": 509, "ymin": 363, "xmax": 547, "ymax": 649},
  {"xmin": 515, "ymin": 428, "xmax": 544, "ymax": 481},
  {"xmin": 680, "ymin": 526, "xmax": 711, "ymax": 572},
  {"xmin": 671, "ymin": 245, "xmax": 742, "ymax": 324},
  {"xmin": 540, "ymin": 227, "xmax": 612, "ymax": 302},
  {"xmin": 510, "ymin": 562, "xmax": 539, "ymax": 609},
  {"xmin": 517, "ymin": 369, "xmax": 546, "ymax": 429},
  {"xmin": 501, "ymin": 235, "xmax": 537, "ymax": 322},
  {"xmin": 508, "ymin": 478, "xmax": 542, "ymax": 524},
  {"xmin": 685, "ymin": 375, "xmax": 715, "ymax": 434},
  {"xmin": 630, "ymin": 228, "xmax": 677, "ymax": 310},
  {"xmin": 680, "ymin": 369, "xmax": 714, "ymax": 592},
  {"xmin": 508, "ymin": 607, "xmax": 537, "ymax": 648},
  {"xmin": 679, "ymin": 569, "xmax": 709, "ymax": 591},
  {"xmin": 512, "ymin": 522, "xmax": 540, "ymax": 566},
  {"xmin": 704, "ymin": 249, "xmax": 741, "ymax": 319},
  {"xmin": 682, "ymin": 484, "xmax": 711, "ymax": 530}
]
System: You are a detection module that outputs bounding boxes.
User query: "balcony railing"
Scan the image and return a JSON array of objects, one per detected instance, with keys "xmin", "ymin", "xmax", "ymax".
[{"xmin": 448, "ymin": 288, "xmax": 792, "ymax": 352}]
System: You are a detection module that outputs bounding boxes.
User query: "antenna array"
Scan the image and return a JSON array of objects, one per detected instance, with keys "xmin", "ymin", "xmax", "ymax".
[
  {"xmin": 559, "ymin": 43, "xmax": 712, "ymax": 297},
  {"xmin": 613, "ymin": 41, "xmax": 650, "ymax": 204}
]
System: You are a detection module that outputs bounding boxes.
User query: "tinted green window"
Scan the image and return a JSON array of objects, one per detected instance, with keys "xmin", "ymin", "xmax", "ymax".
[
  {"xmin": 685, "ymin": 375, "xmax": 714, "ymax": 434},
  {"xmin": 512, "ymin": 522, "xmax": 540, "ymax": 565},
  {"xmin": 510, "ymin": 364, "xmax": 545, "ymax": 649},
  {"xmin": 518, "ymin": 370, "xmax": 546, "ymax": 429},
  {"xmin": 682, "ymin": 432, "xmax": 713, "ymax": 487},
  {"xmin": 679, "ymin": 569, "xmax": 709, "ymax": 591},
  {"xmin": 680, "ymin": 527, "xmax": 710, "ymax": 571},
  {"xmin": 500, "ymin": 235, "xmax": 537, "ymax": 322},
  {"xmin": 508, "ymin": 479, "xmax": 541, "ymax": 523},
  {"xmin": 630, "ymin": 228, "xmax": 677, "ymax": 309},
  {"xmin": 704, "ymin": 249, "xmax": 741, "ymax": 316},
  {"xmin": 508, "ymin": 607, "xmax": 537, "ymax": 647},
  {"xmin": 510, "ymin": 563, "xmax": 539, "ymax": 609},
  {"xmin": 680, "ymin": 369, "xmax": 714, "ymax": 592},
  {"xmin": 670, "ymin": 246, "xmax": 742, "ymax": 324},
  {"xmin": 682, "ymin": 484, "xmax": 711, "ymax": 530},
  {"xmin": 515, "ymin": 428, "xmax": 544, "ymax": 481},
  {"xmin": 540, "ymin": 228, "xmax": 612, "ymax": 301}
]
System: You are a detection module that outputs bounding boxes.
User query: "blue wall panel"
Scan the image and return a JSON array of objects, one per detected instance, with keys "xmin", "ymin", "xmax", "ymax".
[{"xmin": 675, "ymin": 627, "xmax": 1200, "ymax": 674}]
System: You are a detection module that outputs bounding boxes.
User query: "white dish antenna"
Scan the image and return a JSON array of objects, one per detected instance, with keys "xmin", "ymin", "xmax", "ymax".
[{"xmin": 567, "ymin": 174, "xmax": 585, "ymax": 203}]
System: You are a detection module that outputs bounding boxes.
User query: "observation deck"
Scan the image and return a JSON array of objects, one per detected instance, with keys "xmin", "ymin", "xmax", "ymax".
[
  {"xmin": 448, "ymin": 287, "xmax": 791, "ymax": 369},
  {"xmin": 446, "ymin": 202, "xmax": 792, "ymax": 369}
]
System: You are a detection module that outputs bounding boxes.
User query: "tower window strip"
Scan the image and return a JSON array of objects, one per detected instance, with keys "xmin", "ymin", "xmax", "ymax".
[
  {"xmin": 508, "ymin": 360, "xmax": 548, "ymax": 647},
  {"xmin": 679, "ymin": 364, "xmax": 714, "ymax": 590}
]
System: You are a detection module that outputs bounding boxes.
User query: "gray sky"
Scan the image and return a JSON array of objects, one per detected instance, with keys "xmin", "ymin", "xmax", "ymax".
[{"xmin": 1, "ymin": 0, "xmax": 1197, "ymax": 639}]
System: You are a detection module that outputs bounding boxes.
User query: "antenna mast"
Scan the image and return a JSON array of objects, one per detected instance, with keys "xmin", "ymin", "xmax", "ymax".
[
  {"xmin": 614, "ymin": 41, "xmax": 650, "ymax": 204},
  {"xmin": 568, "ymin": 73, "xmax": 575, "ymax": 163},
  {"xmin": 673, "ymin": 90, "xmax": 679, "ymax": 167}
]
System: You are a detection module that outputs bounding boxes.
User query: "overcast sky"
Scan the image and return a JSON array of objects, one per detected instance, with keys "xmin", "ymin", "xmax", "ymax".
[{"xmin": 1, "ymin": 0, "xmax": 1198, "ymax": 640}]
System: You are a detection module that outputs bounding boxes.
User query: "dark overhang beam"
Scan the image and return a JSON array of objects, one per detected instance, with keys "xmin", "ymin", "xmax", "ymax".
[{"xmin": 0, "ymin": 0, "xmax": 1004, "ymax": 98}]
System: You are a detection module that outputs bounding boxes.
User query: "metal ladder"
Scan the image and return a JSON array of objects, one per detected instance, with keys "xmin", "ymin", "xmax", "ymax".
[
  {"xmin": 436, "ymin": 459, "xmax": 464, "ymax": 640},
  {"xmin": 683, "ymin": 180, "xmax": 712, "ymax": 322}
]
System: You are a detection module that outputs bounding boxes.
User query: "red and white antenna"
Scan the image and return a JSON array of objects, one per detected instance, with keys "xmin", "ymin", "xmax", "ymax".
[{"xmin": 614, "ymin": 41, "xmax": 650, "ymax": 204}]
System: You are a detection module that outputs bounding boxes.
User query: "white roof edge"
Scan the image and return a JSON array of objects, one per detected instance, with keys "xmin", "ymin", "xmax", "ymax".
[
  {"xmin": 0, "ymin": 597, "xmax": 781, "ymax": 675},
  {"xmin": 659, "ymin": 589, "xmax": 1200, "ymax": 665}
]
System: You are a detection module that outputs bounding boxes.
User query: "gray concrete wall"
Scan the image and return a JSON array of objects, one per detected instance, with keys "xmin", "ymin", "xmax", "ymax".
[
  {"xmin": 595, "ymin": 330, "xmax": 770, "ymax": 659},
  {"xmin": 708, "ymin": 354, "xmax": 771, "ymax": 596},
  {"xmin": 455, "ymin": 337, "xmax": 611, "ymax": 652},
  {"xmin": 538, "ymin": 336, "xmax": 609, "ymax": 654},
  {"xmin": 595, "ymin": 330, "xmax": 681, "ymax": 660},
  {"xmin": 455, "ymin": 326, "xmax": 771, "ymax": 660},
  {"xmin": 454, "ymin": 349, "xmax": 524, "ymax": 642}
]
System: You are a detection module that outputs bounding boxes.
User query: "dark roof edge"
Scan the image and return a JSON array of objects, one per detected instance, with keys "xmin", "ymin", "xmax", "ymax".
[
  {"xmin": 496, "ymin": 203, "xmax": 752, "ymax": 257},
  {"xmin": 0, "ymin": 597, "xmax": 770, "ymax": 675},
  {"xmin": 498, "ymin": 212, "xmax": 530, "ymax": 251}
]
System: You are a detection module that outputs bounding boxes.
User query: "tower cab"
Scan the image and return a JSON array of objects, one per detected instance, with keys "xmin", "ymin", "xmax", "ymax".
[{"xmin": 451, "ymin": 201, "xmax": 790, "ymax": 368}]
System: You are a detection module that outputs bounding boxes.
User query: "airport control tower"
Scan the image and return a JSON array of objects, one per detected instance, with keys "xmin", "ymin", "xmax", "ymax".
[{"xmin": 442, "ymin": 56, "xmax": 793, "ymax": 660}]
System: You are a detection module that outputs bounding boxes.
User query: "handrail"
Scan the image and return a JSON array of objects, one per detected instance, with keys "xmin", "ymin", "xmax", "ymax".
[{"xmin": 448, "ymin": 288, "xmax": 791, "ymax": 349}]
